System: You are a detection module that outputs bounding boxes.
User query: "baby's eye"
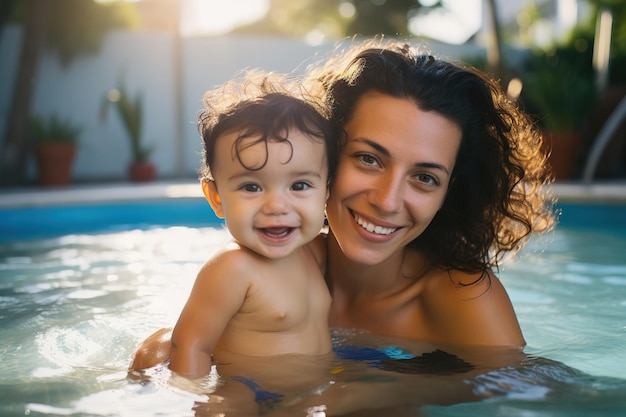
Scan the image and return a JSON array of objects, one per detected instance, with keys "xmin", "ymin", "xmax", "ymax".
[
  {"xmin": 241, "ymin": 183, "xmax": 261, "ymax": 192},
  {"xmin": 291, "ymin": 181, "xmax": 311, "ymax": 191}
]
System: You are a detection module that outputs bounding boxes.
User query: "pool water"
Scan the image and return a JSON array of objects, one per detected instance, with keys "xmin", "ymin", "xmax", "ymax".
[{"xmin": 0, "ymin": 200, "xmax": 625, "ymax": 416}]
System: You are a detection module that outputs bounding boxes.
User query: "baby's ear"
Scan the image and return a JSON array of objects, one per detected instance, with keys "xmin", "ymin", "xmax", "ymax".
[{"xmin": 202, "ymin": 180, "xmax": 225, "ymax": 218}]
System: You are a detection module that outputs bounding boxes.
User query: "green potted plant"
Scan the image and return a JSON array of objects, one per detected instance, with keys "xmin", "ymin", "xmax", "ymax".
[
  {"xmin": 100, "ymin": 78, "xmax": 156, "ymax": 182},
  {"xmin": 521, "ymin": 47, "xmax": 598, "ymax": 180},
  {"xmin": 29, "ymin": 114, "xmax": 81, "ymax": 186}
]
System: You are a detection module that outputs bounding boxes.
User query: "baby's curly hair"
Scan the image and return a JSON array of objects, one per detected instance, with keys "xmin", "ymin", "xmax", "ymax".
[
  {"xmin": 306, "ymin": 39, "xmax": 557, "ymax": 273},
  {"xmin": 198, "ymin": 71, "xmax": 336, "ymax": 186}
]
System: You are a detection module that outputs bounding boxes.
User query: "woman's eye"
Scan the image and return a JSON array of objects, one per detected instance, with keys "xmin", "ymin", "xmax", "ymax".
[
  {"xmin": 291, "ymin": 181, "xmax": 311, "ymax": 191},
  {"xmin": 242, "ymin": 183, "xmax": 261, "ymax": 192},
  {"xmin": 356, "ymin": 153, "xmax": 379, "ymax": 166},
  {"xmin": 415, "ymin": 173, "xmax": 440, "ymax": 186}
]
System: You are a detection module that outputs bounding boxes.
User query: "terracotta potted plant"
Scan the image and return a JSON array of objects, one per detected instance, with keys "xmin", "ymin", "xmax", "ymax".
[
  {"xmin": 30, "ymin": 114, "xmax": 81, "ymax": 187},
  {"xmin": 521, "ymin": 47, "xmax": 598, "ymax": 180},
  {"xmin": 101, "ymin": 79, "xmax": 156, "ymax": 182}
]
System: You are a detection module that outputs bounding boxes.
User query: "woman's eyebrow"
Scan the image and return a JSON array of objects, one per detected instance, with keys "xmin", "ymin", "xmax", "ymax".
[
  {"xmin": 415, "ymin": 162, "xmax": 450, "ymax": 175},
  {"xmin": 354, "ymin": 138, "xmax": 389, "ymax": 156},
  {"xmin": 353, "ymin": 138, "xmax": 450, "ymax": 175}
]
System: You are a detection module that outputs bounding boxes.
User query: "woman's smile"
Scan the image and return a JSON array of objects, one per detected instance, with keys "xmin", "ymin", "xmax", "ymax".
[{"xmin": 351, "ymin": 210, "xmax": 399, "ymax": 236}]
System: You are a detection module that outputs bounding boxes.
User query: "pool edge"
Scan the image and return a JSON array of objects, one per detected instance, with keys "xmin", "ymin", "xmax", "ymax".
[
  {"xmin": 1, "ymin": 180, "xmax": 625, "ymax": 208},
  {"xmin": 0, "ymin": 181, "xmax": 203, "ymax": 208}
]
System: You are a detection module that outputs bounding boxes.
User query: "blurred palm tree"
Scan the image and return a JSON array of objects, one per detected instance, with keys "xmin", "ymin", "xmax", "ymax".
[{"xmin": 0, "ymin": 0, "xmax": 138, "ymax": 186}]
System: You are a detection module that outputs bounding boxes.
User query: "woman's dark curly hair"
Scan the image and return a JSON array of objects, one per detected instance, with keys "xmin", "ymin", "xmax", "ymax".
[
  {"xmin": 307, "ymin": 39, "xmax": 556, "ymax": 273},
  {"xmin": 198, "ymin": 71, "xmax": 336, "ymax": 186}
]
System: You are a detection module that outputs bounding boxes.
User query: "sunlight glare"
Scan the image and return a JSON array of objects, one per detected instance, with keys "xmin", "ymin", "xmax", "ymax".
[
  {"xmin": 409, "ymin": 0, "xmax": 481, "ymax": 44},
  {"xmin": 338, "ymin": 2, "xmax": 356, "ymax": 19},
  {"xmin": 180, "ymin": 0, "xmax": 269, "ymax": 37}
]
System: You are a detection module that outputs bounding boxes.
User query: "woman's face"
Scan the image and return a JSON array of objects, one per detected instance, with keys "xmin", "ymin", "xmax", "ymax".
[{"xmin": 326, "ymin": 92, "xmax": 462, "ymax": 266}]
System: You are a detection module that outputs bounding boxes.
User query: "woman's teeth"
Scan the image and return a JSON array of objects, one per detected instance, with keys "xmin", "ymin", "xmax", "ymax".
[{"xmin": 353, "ymin": 214, "xmax": 396, "ymax": 235}]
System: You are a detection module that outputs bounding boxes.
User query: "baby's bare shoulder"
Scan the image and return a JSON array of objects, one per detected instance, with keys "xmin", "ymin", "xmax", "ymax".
[{"xmin": 196, "ymin": 242, "xmax": 260, "ymax": 284}]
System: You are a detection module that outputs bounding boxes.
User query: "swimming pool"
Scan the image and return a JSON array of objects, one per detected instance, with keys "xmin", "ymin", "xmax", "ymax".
[{"xmin": 1, "ymin": 196, "xmax": 625, "ymax": 416}]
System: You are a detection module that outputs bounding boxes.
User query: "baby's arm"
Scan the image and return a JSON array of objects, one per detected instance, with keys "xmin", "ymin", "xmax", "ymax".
[{"xmin": 170, "ymin": 248, "xmax": 250, "ymax": 379}]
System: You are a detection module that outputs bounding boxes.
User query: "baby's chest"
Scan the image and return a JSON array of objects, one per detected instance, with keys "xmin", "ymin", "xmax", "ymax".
[{"xmin": 238, "ymin": 271, "xmax": 329, "ymax": 331}]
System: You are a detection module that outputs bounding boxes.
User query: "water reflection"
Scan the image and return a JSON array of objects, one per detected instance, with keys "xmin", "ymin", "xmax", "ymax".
[{"xmin": 0, "ymin": 225, "xmax": 625, "ymax": 416}]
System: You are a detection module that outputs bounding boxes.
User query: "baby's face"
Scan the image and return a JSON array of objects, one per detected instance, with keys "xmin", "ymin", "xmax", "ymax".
[{"xmin": 209, "ymin": 129, "xmax": 329, "ymax": 259}]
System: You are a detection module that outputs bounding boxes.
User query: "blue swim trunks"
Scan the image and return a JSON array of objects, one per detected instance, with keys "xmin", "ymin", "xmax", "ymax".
[
  {"xmin": 230, "ymin": 376, "xmax": 284, "ymax": 412},
  {"xmin": 333, "ymin": 345, "xmax": 414, "ymax": 361},
  {"xmin": 334, "ymin": 345, "xmax": 474, "ymax": 375}
]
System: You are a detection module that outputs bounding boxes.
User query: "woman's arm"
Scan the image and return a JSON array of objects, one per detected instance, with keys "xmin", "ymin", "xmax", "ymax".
[{"xmin": 129, "ymin": 327, "xmax": 172, "ymax": 371}]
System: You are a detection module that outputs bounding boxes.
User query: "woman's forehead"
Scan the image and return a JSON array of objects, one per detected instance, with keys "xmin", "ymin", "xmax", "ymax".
[{"xmin": 344, "ymin": 93, "xmax": 461, "ymax": 169}]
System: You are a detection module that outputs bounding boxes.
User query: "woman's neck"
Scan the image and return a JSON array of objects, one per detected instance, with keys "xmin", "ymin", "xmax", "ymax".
[{"xmin": 325, "ymin": 230, "xmax": 425, "ymax": 300}]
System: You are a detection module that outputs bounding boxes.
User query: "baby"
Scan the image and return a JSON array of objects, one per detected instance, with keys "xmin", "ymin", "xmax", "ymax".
[{"xmin": 168, "ymin": 73, "xmax": 335, "ymax": 379}]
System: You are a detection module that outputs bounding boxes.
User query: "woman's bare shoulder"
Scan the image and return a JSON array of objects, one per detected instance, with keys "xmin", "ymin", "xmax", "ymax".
[{"xmin": 422, "ymin": 268, "xmax": 526, "ymax": 346}]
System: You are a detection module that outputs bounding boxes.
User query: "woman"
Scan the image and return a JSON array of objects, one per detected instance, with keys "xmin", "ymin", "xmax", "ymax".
[
  {"xmin": 130, "ymin": 39, "xmax": 555, "ymax": 371},
  {"xmin": 309, "ymin": 39, "xmax": 555, "ymax": 348}
]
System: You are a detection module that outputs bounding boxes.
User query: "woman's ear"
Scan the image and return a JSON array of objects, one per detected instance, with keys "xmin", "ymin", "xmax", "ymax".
[{"xmin": 202, "ymin": 180, "xmax": 225, "ymax": 218}]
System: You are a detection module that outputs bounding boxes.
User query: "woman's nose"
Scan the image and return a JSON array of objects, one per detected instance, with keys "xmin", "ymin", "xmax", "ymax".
[{"xmin": 368, "ymin": 172, "xmax": 403, "ymax": 214}]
